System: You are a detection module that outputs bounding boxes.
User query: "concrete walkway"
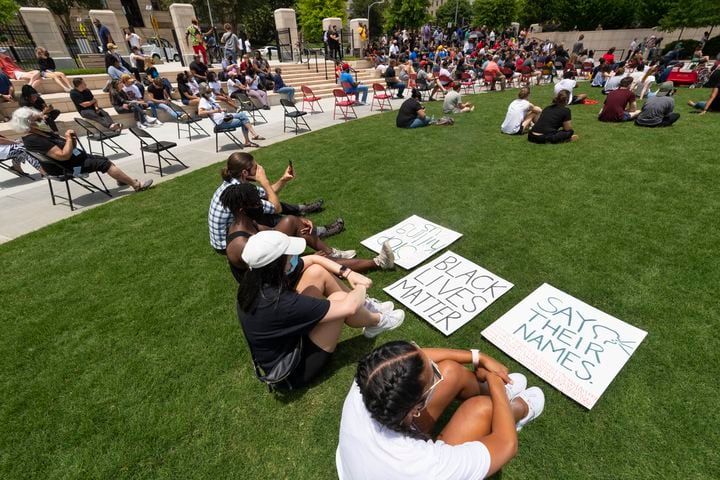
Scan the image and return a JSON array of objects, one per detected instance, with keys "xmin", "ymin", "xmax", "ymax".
[{"xmin": 0, "ymin": 95, "xmax": 397, "ymax": 244}]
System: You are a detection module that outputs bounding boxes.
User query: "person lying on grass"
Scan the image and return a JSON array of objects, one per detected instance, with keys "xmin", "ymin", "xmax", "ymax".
[
  {"xmin": 208, "ymin": 152, "xmax": 338, "ymax": 254},
  {"xmin": 528, "ymin": 90, "xmax": 579, "ymax": 144},
  {"xmin": 501, "ymin": 87, "xmax": 541, "ymax": 135},
  {"xmin": 336, "ymin": 340, "xmax": 544, "ymax": 480},
  {"xmin": 598, "ymin": 77, "xmax": 640, "ymax": 122},
  {"xmin": 219, "ymin": 183, "xmax": 394, "ymax": 283},
  {"xmin": 235, "ymin": 230, "xmax": 405, "ymax": 389}
]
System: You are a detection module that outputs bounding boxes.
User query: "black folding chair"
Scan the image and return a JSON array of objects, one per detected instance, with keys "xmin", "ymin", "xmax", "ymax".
[
  {"xmin": 208, "ymin": 115, "xmax": 245, "ymax": 152},
  {"xmin": 167, "ymin": 101, "xmax": 209, "ymax": 140},
  {"xmin": 74, "ymin": 118, "xmax": 130, "ymax": 158},
  {"xmin": 280, "ymin": 99, "xmax": 310, "ymax": 135},
  {"xmin": 129, "ymin": 127, "xmax": 187, "ymax": 177},
  {"xmin": 234, "ymin": 92, "xmax": 268, "ymax": 125},
  {"xmin": 25, "ymin": 150, "xmax": 111, "ymax": 211},
  {"xmin": 0, "ymin": 150, "xmax": 36, "ymax": 181}
]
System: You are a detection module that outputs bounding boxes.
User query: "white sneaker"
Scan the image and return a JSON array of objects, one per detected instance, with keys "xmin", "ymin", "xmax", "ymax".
[
  {"xmin": 152, "ymin": 119, "xmax": 163, "ymax": 126},
  {"xmin": 330, "ymin": 248, "xmax": 356, "ymax": 259},
  {"xmin": 146, "ymin": 117, "xmax": 158, "ymax": 124},
  {"xmin": 363, "ymin": 309, "xmax": 405, "ymax": 338},
  {"xmin": 373, "ymin": 241, "xmax": 395, "ymax": 270},
  {"xmin": 364, "ymin": 297, "xmax": 394, "ymax": 314},
  {"xmin": 136, "ymin": 122, "xmax": 148, "ymax": 130},
  {"xmin": 514, "ymin": 387, "xmax": 545, "ymax": 431},
  {"xmin": 504, "ymin": 373, "xmax": 527, "ymax": 400}
]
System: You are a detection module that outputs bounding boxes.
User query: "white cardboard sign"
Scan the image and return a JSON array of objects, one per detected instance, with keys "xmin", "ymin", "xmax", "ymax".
[
  {"xmin": 482, "ymin": 283, "xmax": 647, "ymax": 409},
  {"xmin": 361, "ymin": 215, "xmax": 463, "ymax": 269},
  {"xmin": 384, "ymin": 251, "xmax": 514, "ymax": 335}
]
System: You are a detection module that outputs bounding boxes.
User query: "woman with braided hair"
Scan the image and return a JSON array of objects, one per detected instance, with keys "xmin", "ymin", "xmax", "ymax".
[{"xmin": 336, "ymin": 341, "xmax": 545, "ymax": 479}]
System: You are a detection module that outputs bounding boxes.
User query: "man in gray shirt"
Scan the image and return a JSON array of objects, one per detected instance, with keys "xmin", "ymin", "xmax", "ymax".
[
  {"xmin": 635, "ymin": 82, "xmax": 680, "ymax": 127},
  {"xmin": 221, "ymin": 23, "xmax": 239, "ymax": 63}
]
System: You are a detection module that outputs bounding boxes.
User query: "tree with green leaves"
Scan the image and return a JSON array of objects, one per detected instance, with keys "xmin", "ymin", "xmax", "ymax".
[
  {"xmin": 296, "ymin": 0, "xmax": 345, "ymax": 42},
  {"xmin": 659, "ymin": 0, "xmax": 720, "ymax": 30},
  {"xmin": 435, "ymin": 0, "xmax": 473, "ymax": 28},
  {"xmin": 473, "ymin": 0, "xmax": 518, "ymax": 30},
  {"xmin": 384, "ymin": 0, "xmax": 429, "ymax": 32},
  {"xmin": 0, "ymin": 0, "xmax": 19, "ymax": 25}
]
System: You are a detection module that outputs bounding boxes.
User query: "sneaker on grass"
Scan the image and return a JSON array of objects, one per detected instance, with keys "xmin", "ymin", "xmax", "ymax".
[
  {"xmin": 504, "ymin": 373, "xmax": 527, "ymax": 400},
  {"xmin": 363, "ymin": 309, "xmax": 405, "ymax": 338},
  {"xmin": 299, "ymin": 199, "xmax": 325, "ymax": 214},
  {"xmin": 364, "ymin": 297, "xmax": 394, "ymax": 314},
  {"xmin": 515, "ymin": 386, "xmax": 545, "ymax": 431},
  {"xmin": 319, "ymin": 218, "xmax": 345, "ymax": 239},
  {"xmin": 373, "ymin": 241, "xmax": 394, "ymax": 269},
  {"xmin": 330, "ymin": 247, "xmax": 356, "ymax": 259}
]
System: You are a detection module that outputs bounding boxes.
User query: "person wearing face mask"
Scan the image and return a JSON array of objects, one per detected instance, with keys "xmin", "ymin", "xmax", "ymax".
[
  {"xmin": 12, "ymin": 107, "xmax": 152, "ymax": 191},
  {"xmin": 219, "ymin": 183, "xmax": 395, "ymax": 282},
  {"xmin": 234, "ymin": 230, "xmax": 405, "ymax": 390},
  {"xmin": 336, "ymin": 341, "xmax": 545, "ymax": 480},
  {"xmin": 197, "ymin": 82, "xmax": 264, "ymax": 147}
]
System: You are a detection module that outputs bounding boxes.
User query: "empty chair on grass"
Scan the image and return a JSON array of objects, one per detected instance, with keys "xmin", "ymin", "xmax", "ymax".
[
  {"xmin": 336, "ymin": 341, "xmax": 544, "ymax": 480},
  {"xmin": 281, "ymin": 98, "xmax": 310, "ymax": 134},
  {"xmin": 301, "ymin": 84, "xmax": 323, "ymax": 112},
  {"xmin": 70, "ymin": 78, "xmax": 122, "ymax": 131},
  {"xmin": 12, "ymin": 107, "xmax": 152, "ymax": 191},
  {"xmin": 501, "ymin": 87, "xmax": 542, "ymax": 135},
  {"xmin": 528, "ymin": 90, "xmax": 579, "ymax": 144}
]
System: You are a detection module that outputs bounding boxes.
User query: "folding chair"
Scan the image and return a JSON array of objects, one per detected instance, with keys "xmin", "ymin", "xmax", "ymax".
[
  {"xmin": 74, "ymin": 118, "xmax": 130, "ymax": 158},
  {"xmin": 166, "ymin": 101, "xmax": 209, "ymax": 140},
  {"xmin": 280, "ymin": 99, "xmax": 311, "ymax": 135},
  {"xmin": 208, "ymin": 115, "xmax": 245, "ymax": 152},
  {"xmin": 437, "ymin": 74, "xmax": 454, "ymax": 98},
  {"xmin": 0, "ymin": 150, "xmax": 36, "ymax": 181},
  {"xmin": 370, "ymin": 83, "xmax": 393, "ymax": 111},
  {"xmin": 25, "ymin": 150, "xmax": 111, "ymax": 211},
  {"xmin": 332, "ymin": 89, "xmax": 357, "ymax": 121},
  {"xmin": 340, "ymin": 82, "xmax": 357, "ymax": 104},
  {"xmin": 129, "ymin": 127, "xmax": 187, "ymax": 177},
  {"xmin": 582, "ymin": 62, "xmax": 594, "ymax": 80},
  {"xmin": 300, "ymin": 85, "xmax": 323, "ymax": 112},
  {"xmin": 234, "ymin": 92, "xmax": 268, "ymax": 125},
  {"xmin": 460, "ymin": 72, "xmax": 475, "ymax": 94}
]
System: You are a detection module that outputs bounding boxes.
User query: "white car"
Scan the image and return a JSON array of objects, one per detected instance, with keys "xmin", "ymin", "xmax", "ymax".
[{"xmin": 141, "ymin": 37, "xmax": 180, "ymax": 62}]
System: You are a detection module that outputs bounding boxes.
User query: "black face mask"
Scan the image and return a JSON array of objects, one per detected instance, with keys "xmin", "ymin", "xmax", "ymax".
[{"xmin": 244, "ymin": 206, "xmax": 263, "ymax": 218}]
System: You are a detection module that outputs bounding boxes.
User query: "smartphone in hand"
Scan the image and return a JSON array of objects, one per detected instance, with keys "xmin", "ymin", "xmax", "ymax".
[{"xmin": 288, "ymin": 160, "xmax": 294, "ymax": 176}]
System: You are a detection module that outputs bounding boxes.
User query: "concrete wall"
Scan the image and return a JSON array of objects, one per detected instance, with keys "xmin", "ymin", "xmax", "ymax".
[
  {"xmin": 168, "ymin": 3, "xmax": 197, "ymax": 66},
  {"xmin": 19, "ymin": 7, "xmax": 74, "ymax": 69},
  {"xmin": 349, "ymin": 18, "xmax": 368, "ymax": 55},
  {"xmin": 274, "ymin": 8, "xmax": 298, "ymax": 46},
  {"xmin": 322, "ymin": 17, "xmax": 342, "ymax": 34},
  {"xmin": 89, "ymin": 10, "xmax": 129, "ymax": 54}
]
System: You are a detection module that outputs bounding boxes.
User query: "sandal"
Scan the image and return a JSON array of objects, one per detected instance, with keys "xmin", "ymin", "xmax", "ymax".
[
  {"xmin": 252, "ymin": 135, "xmax": 265, "ymax": 140},
  {"xmin": 244, "ymin": 142, "xmax": 260, "ymax": 148},
  {"xmin": 133, "ymin": 179, "xmax": 153, "ymax": 192}
]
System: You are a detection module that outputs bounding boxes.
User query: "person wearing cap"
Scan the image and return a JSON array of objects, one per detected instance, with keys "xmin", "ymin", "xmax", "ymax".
[
  {"xmin": 93, "ymin": 19, "xmax": 113, "ymax": 53},
  {"xmin": 339, "ymin": 63, "xmax": 368, "ymax": 105},
  {"xmin": 687, "ymin": 64, "xmax": 720, "ymax": 115},
  {"xmin": 104, "ymin": 43, "xmax": 131, "ymax": 72},
  {"xmin": 197, "ymin": 82, "xmax": 264, "ymax": 147},
  {"xmin": 234, "ymin": 229, "xmax": 404, "ymax": 389},
  {"xmin": 635, "ymin": 82, "xmax": 679, "ymax": 128},
  {"xmin": 0, "ymin": 49, "xmax": 41, "ymax": 89}
]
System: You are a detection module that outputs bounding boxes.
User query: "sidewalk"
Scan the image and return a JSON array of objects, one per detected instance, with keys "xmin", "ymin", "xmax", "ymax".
[{"xmin": 0, "ymin": 95, "xmax": 395, "ymax": 244}]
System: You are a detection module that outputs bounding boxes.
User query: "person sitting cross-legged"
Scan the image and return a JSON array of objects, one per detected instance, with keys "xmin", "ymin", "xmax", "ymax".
[
  {"xmin": 340, "ymin": 63, "xmax": 369, "ymax": 105},
  {"xmin": 501, "ymin": 87, "xmax": 542, "ymax": 135},
  {"xmin": 197, "ymin": 83, "xmax": 265, "ymax": 148},
  {"xmin": 443, "ymin": 83, "xmax": 474, "ymax": 114},
  {"xmin": 12, "ymin": 107, "xmax": 152, "ymax": 191},
  {"xmin": 336, "ymin": 340, "xmax": 544, "ymax": 480},
  {"xmin": 397, "ymin": 89, "xmax": 433, "ymax": 128},
  {"xmin": 598, "ymin": 77, "xmax": 640, "ymax": 122},
  {"xmin": 528, "ymin": 90, "xmax": 579, "ymax": 144},
  {"xmin": 553, "ymin": 70, "xmax": 587, "ymax": 105},
  {"xmin": 635, "ymin": 82, "xmax": 680, "ymax": 128},
  {"xmin": 233, "ymin": 230, "xmax": 405, "ymax": 390}
]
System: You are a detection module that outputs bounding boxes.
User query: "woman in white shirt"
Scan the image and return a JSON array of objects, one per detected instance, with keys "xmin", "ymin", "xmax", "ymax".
[
  {"xmin": 337, "ymin": 341, "xmax": 545, "ymax": 480},
  {"xmin": 245, "ymin": 70, "xmax": 269, "ymax": 109},
  {"xmin": 197, "ymin": 83, "xmax": 264, "ymax": 147}
]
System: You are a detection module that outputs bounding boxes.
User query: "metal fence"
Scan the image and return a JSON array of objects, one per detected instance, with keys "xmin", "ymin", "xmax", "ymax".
[
  {"xmin": 340, "ymin": 29, "xmax": 354, "ymax": 56},
  {"xmin": 0, "ymin": 16, "xmax": 37, "ymax": 69},
  {"xmin": 276, "ymin": 28, "xmax": 293, "ymax": 62},
  {"xmin": 60, "ymin": 20, "xmax": 101, "ymax": 61}
]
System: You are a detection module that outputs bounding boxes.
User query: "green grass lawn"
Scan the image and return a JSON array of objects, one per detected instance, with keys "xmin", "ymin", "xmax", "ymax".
[{"xmin": 1, "ymin": 84, "xmax": 719, "ymax": 479}]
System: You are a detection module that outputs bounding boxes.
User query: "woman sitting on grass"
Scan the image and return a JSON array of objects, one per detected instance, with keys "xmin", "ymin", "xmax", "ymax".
[
  {"xmin": 336, "ymin": 340, "xmax": 544, "ymax": 479},
  {"xmin": 234, "ymin": 230, "xmax": 405, "ymax": 390},
  {"xmin": 528, "ymin": 90, "xmax": 578, "ymax": 144}
]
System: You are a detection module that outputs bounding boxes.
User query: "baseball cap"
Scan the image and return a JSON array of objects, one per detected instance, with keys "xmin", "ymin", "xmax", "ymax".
[
  {"xmin": 107, "ymin": 42, "xmax": 117, "ymax": 50},
  {"xmin": 341, "ymin": 62, "xmax": 350, "ymax": 70},
  {"xmin": 241, "ymin": 231, "xmax": 306, "ymax": 269},
  {"xmin": 656, "ymin": 81, "xmax": 674, "ymax": 96}
]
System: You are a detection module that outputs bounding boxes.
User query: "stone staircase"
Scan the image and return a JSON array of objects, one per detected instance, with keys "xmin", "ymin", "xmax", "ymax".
[{"xmin": 0, "ymin": 61, "xmax": 380, "ymax": 139}]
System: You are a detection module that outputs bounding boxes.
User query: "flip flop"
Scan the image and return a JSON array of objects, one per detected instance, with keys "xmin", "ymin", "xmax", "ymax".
[
  {"xmin": 244, "ymin": 142, "xmax": 260, "ymax": 148},
  {"xmin": 252, "ymin": 136, "xmax": 266, "ymax": 140}
]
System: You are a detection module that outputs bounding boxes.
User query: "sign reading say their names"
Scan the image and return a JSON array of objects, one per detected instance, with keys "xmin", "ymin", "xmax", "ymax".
[
  {"xmin": 384, "ymin": 251, "xmax": 514, "ymax": 336},
  {"xmin": 361, "ymin": 215, "xmax": 463, "ymax": 269},
  {"xmin": 482, "ymin": 283, "xmax": 647, "ymax": 409}
]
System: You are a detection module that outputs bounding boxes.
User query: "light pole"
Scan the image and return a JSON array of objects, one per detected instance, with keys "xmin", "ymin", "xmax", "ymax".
[
  {"xmin": 454, "ymin": 0, "xmax": 460, "ymax": 27},
  {"xmin": 368, "ymin": 0, "xmax": 385, "ymax": 40},
  {"xmin": 206, "ymin": 0, "xmax": 215, "ymax": 30}
]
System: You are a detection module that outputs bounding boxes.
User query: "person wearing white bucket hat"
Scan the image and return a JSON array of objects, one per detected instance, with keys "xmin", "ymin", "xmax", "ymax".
[{"xmin": 236, "ymin": 230, "xmax": 405, "ymax": 389}]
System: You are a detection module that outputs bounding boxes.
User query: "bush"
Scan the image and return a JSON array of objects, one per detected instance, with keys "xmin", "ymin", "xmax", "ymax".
[
  {"xmin": 702, "ymin": 35, "xmax": 720, "ymax": 59},
  {"xmin": 661, "ymin": 39, "xmax": 700, "ymax": 60},
  {"xmin": 59, "ymin": 68, "xmax": 107, "ymax": 76}
]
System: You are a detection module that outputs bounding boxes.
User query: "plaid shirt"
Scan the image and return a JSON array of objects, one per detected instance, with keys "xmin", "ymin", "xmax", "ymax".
[{"xmin": 208, "ymin": 179, "xmax": 275, "ymax": 250}]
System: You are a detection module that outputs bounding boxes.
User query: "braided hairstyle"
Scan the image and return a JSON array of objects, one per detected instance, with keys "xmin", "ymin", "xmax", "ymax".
[
  {"xmin": 221, "ymin": 152, "xmax": 254, "ymax": 182},
  {"xmin": 219, "ymin": 182, "xmax": 260, "ymax": 216},
  {"xmin": 356, "ymin": 341, "xmax": 428, "ymax": 439}
]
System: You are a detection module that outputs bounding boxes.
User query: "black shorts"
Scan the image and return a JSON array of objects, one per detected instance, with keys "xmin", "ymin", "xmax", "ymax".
[
  {"xmin": 42, "ymin": 154, "xmax": 111, "ymax": 176},
  {"xmin": 528, "ymin": 130, "xmax": 574, "ymax": 144},
  {"xmin": 286, "ymin": 335, "xmax": 332, "ymax": 389}
]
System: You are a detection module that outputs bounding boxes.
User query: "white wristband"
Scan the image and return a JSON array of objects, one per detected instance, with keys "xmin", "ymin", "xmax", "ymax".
[{"xmin": 471, "ymin": 349, "xmax": 480, "ymax": 369}]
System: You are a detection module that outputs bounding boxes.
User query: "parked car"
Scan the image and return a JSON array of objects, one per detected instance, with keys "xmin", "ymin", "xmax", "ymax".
[
  {"xmin": 257, "ymin": 46, "xmax": 278, "ymax": 60},
  {"xmin": 141, "ymin": 37, "xmax": 180, "ymax": 62}
]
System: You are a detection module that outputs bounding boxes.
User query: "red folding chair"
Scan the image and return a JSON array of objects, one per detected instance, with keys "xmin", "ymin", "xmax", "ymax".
[
  {"xmin": 371, "ymin": 83, "xmax": 393, "ymax": 111},
  {"xmin": 340, "ymin": 81, "xmax": 357, "ymax": 104},
  {"xmin": 332, "ymin": 89, "xmax": 357, "ymax": 121},
  {"xmin": 582, "ymin": 62, "xmax": 594, "ymax": 79},
  {"xmin": 301, "ymin": 84, "xmax": 323, "ymax": 112},
  {"xmin": 483, "ymin": 72, "xmax": 497, "ymax": 91},
  {"xmin": 460, "ymin": 72, "xmax": 475, "ymax": 94},
  {"xmin": 438, "ymin": 74, "xmax": 454, "ymax": 98}
]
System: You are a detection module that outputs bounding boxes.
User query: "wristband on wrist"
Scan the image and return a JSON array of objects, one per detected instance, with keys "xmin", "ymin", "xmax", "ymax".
[
  {"xmin": 338, "ymin": 265, "xmax": 349, "ymax": 279},
  {"xmin": 471, "ymin": 349, "xmax": 480, "ymax": 369}
]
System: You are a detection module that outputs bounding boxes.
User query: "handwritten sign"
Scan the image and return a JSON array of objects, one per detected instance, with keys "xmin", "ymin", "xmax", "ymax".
[
  {"xmin": 482, "ymin": 283, "xmax": 647, "ymax": 409},
  {"xmin": 361, "ymin": 215, "xmax": 462, "ymax": 269},
  {"xmin": 384, "ymin": 251, "xmax": 513, "ymax": 335}
]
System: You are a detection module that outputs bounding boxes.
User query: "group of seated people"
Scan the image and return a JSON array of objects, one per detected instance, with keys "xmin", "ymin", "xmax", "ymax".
[{"xmin": 204, "ymin": 152, "xmax": 545, "ymax": 479}]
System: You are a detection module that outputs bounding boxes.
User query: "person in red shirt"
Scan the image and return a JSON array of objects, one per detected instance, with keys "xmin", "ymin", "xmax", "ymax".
[
  {"xmin": 484, "ymin": 55, "xmax": 507, "ymax": 91},
  {"xmin": 598, "ymin": 77, "xmax": 639, "ymax": 122},
  {"xmin": 0, "ymin": 49, "xmax": 41, "ymax": 88},
  {"xmin": 602, "ymin": 47, "xmax": 616, "ymax": 66}
]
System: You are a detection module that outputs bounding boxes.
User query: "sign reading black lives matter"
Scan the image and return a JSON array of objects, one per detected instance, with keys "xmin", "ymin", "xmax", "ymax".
[
  {"xmin": 384, "ymin": 251, "xmax": 514, "ymax": 335},
  {"xmin": 482, "ymin": 283, "xmax": 647, "ymax": 409},
  {"xmin": 361, "ymin": 215, "xmax": 463, "ymax": 269}
]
